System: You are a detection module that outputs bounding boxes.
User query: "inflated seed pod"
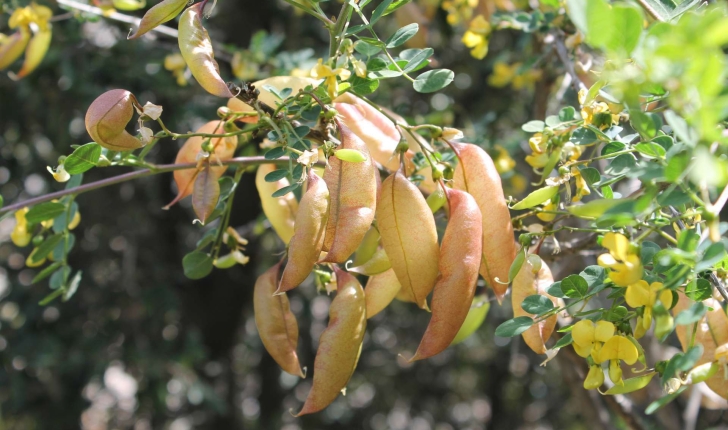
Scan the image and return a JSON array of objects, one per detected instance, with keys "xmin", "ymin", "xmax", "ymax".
[
  {"xmin": 321, "ymin": 123, "xmax": 377, "ymax": 263},
  {"xmin": 85, "ymin": 89, "xmax": 143, "ymax": 151},
  {"xmin": 410, "ymin": 187, "xmax": 482, "ymax": 360},
  {"xmin": 296, "ymin": 267, "xmax": 366, "ymax": 416},
  {"xmin": 178, "ymin": 3, "xmax": 233, "ymax": 98},
  {"xmin": 165, "ymin": 121, "xmax": 237, "ymax": 208},
  {"xmin": 255, "ymin": 164, "xmax": 298, "ymax": 244},
  {"xmin": 451, "ymin": 142, "xmax": 516, "ymax": 302},
  {"xmin": 128, "ymin": 0, "xmax": 189, "ymax": 39},
  {"xmin": 511, "ymin": 257, "xmax": 558, "ymax": 354},
  {"xmin": 277, "ymin": 170, "xmax": 329, "ymax": 293},
  {"xmin": 376, "ymin": 171, "xmax": 439, "ymax": 310},
  {"xmin": 253, "ymin": 262, "xmax": 305, "ymax": 377},
  {"xmin": 365, "ymin": 268, "xmax": 402, "ymax": 319}
]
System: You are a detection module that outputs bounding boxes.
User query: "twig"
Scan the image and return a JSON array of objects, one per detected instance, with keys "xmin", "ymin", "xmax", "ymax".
[
  {"xmin": 552, "ymin": 31, "xmax": 587, "ymax": 94},
  {"xmin": 0, "ymin": 156, "xmax": 289, "ymax": 216},
  {"xmin": 635, "ymin": 0, "xmax": 666, "ymax": 22}
]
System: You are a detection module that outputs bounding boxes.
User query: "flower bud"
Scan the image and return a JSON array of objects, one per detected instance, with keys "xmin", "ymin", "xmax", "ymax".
[
  {"xmin": 334, "ymin": 148, "xmax": 368, "ymax": 163},
  {"xmin": 217, "ymin": 106, "xmax": 232, "ymax": 119},
  {"xmin": 583, "ymin": 365, "xmax": 604, "ymax": 390}
]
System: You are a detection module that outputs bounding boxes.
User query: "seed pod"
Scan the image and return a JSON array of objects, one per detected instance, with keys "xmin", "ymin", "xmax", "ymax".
[
  {"xmin": 452, "ymin": 142, "xmax": 516, "ymax": 301},
  {"xmin": 334, "ymin": 93, "xmax": 401, "ymax": 171},
  {"xmin": 129, "ymin": 0, "xmax": 189, "ymax": 39},
  {"xmin": 12, "ymin": 27, "xmax": 51, "ymax": 79},
  {"xmin": 277, "ymin": 171, "xmax": 329, "ymax": 293},
  {"xmin": 351, "ymin": 226, "xmax": 380, "ymax": 267},
  {"xmin": 511, "ymin": 258, "xmax": 558, "ymax": 354},
  {"xmin": 191, "ymin": 163, "xmax": 220, "ymax": 224},
  {"xmin": 85, "ymin": 89, "xmax": 143, "ymax": 151},
  {"xmin": 673, "ymin": 293, "xmax": 728, "ymax": 400},
  {"xmin": 166, "ymin": 121, "xmax": 237, "ymax": 207},
  {"xmin": 349, "ymin": 247, "xmax": 391, "ymax": 276},
  {"xmin": 178, "ymin": 3, "xmax": 233, "ymax": 98},
  {"xmin": 321, "ymin": 123, "xmax": 377, "ymax": 263},
  {"xmin": 227, "ymin": 76, "xmax": 318, "ymax": 123},
  {"xmin": 365, "ymin": 268, "xmax": 402, "ymax": 319},
  {"xmin": 377, "ymin": 171, "xmax": 439, "ymax": 310},
  {"xmin": 255, "ymin": 164, "xmax": 298, "ymax": 244},
  {"xmin": 451, "ymin": 296, "xmax": 490, "ymax": 345},
  {"xmin": 410, "ymin": 188, "xmax": 482, "ymax": 360},
  {"xmin": 0, "ymin": 28, "xmax": 30, "ymax": 71},
  {"xmin": 253, "ymin": 262, "xmax": 304, "ymax": 377},
  {"xmin": 297, "ymin": 267, "xmax": 366, "ymax": 416}
]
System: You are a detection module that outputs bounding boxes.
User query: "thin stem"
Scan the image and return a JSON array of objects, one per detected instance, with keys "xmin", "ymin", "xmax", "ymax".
[
  {"xmin": 0, "ymin": 157, "xmax": 291, "ymax": 216},
  {"xmin": 329, "ymin": 2, "xmax": 353, "ymax": 62}
]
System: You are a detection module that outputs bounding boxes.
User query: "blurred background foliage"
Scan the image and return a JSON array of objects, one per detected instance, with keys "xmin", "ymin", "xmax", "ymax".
[{"xmin": 0, "ymin": 0, "xmax": 726, "ymax": 429}]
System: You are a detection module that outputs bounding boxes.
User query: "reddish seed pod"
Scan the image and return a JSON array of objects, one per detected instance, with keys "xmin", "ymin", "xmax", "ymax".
[
  {"xmin": 253, "ymin": 262, "xmax": 305, "ymax": 377},
  {"xmin": 296, "ymin": 267, "xmax": 366, "ymax": 416},
  {"xmin": 452, "ymin": 142, "xmax": 516, "ymax": 302},
  {"xmin": 409, "ymin": 188, "xmax": 483, "ymax": 361},
  {"xmin": 512, "ymin": 258, "xmax": 558, "ymax": 354},
  {"xmin": 321, "ymin": 123, "xmax": 378, "ymax": 263},
  {"xmin": 85, "ymin": 89, "xmax": 143, "ymax": 152},
  {"xmin": 277, "ymin": 171, "xmax": 329, "ymax": 293}
]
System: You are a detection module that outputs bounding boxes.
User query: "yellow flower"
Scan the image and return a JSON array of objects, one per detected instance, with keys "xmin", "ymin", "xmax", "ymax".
[
  {"xmin": 512, "ymin": 69, "xmax": 542, "ymax": 91},
  {"xmin": 310, "ymin": 59, "xmax": 351, "ymax": 99},
  {"xmin": 625, "ymin": 281, "xmax": 672, "ymax": 330},
  {"xmin": 442, "ymin": 0, "xmax": 478, "ymax": 26},
  {"xmin": 597, "ymin": 233, "xmax": 643, "ymax": 287},
  {"xmin": 25, "ymin": 248, "xmax": 46, "ymax": 267},
  {"xmin": 578, "ymin": 88, "xmax": 620, "ymax": 129},
  {"xmin": 562, "ymin": 141, "xmax": 583, "ymax": 162},
  {"xmin": 68, "ymin": 211, "xmax": 81, "ymax": 230},
  {"xmin": 525, "ymin": 132, "xmax": 550, "ymax": 168},
  {"xmin": 572, "ymin": 320, "xmax": 615, "ymax": 358},
  {"xmin": 488, "ymin": 62, "xmax": 516, "ymax": 88},
  {"xmin": 537, "ymin": 199, "xmax": 557, "ymax": 222},
  {"xmin": 164, "ymin": 53, "xmax": 188, "ymax": 87},
  {"xmin": 571, "ymin": 167, "xmax": 590, "ymax": 202},
  {"xmin": 462, "ymin": 15, "xmax": 490, "ymax": 60},
  {"xmin": 11, "ymin": 208, "xmax": 32, "ymax": 247},
  {"xmin": 583, "ymin": 365, "xmax": 605, "ymax": 390},
  {"xmin": 493, "ymin": 145, "xmax": 515, "ymax": 173},
  {"xmin": 352, "ymin": 59, "xmax": 367, "ymax": 79},
  {"xmin": 594, "ymin": 335, "xmax": 639, "ymax": 385}
]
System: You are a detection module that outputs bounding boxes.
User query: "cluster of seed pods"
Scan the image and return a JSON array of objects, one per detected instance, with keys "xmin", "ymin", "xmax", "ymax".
[{"xmin": 250, "ymin": 91, "xmax": 563, "ymax": 415}]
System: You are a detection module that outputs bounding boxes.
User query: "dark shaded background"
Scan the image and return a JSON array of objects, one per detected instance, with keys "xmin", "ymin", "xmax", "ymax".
[{"xmin": 1, "ymin": 1, "xmax": 726, "ymax": 429}]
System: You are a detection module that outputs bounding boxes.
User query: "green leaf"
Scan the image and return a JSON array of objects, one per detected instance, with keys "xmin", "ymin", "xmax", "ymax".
[
  {"xmin": 370, "ymin": 0, "xmax": 394, "ymax": 24},
  {"xmin": 571, "ymin": 127, "xmax": 598, "ymax": 145},
  {"xmin": 522, "ymin": 120, "xmax": 545, "ymax": 133},
  {"xmin": 264, "ymin": 147, "xmax": 286, "ymax": 160},
  {"xmin": 634, "ymin": 142, "xmax": 666, "ymax": 159},
  {"xmin": 401, "ymin": 48, "xmax": 433, "ymax": 73},
  {"xmin": 49, "ymin": 266, "xmax": 70, "ymax": 290},
  {"xmin": 558, "ymin": 106, "xmax": 576, "ymax": 122},
  {"xmin": 637, "ymin": 0, "xmax": 675, "ymax": 23},
  {"xmin": 664, "ymin": 110, "xmax": 696, "ymax": 145},
  {"xmin": 31, "ymin": 234, "xmax": 64, "ymax": 264},
  {"xmin": 696, "ymin": 242, "xmax": 726, "ymax": 272},
  {"xmin": 451, "ymin": 296, "xmax": 490, "ymax": 345},
  {"xmin": 546, "ymin": 281, "xmax": 564, "ymax": 298},
  {"xmin": 604, "ymin": 372, "xmax": 656, "ymax": 395},
  {"xmin": 561, "ymin": 274, "xmax": 588, "ymax": 298},
  {"xmin": 584, "ymin": 0, "xmax": 614, "ymax": 50},
  {"xmin": 25, "ymin": 202, "xmax": 66, "ymax": 224},
  {"xmin": 607, "ymin": 5, "xmax": 643, "ymax": 54},
  {"xmin": 685, "ymin": 278, "xmax": 712, "ymax": 301},
  {"xmin": 601, "ymin": 141, "xmax": 626, "ymax": 156},
  {"xmin": 495, "ymin": 316, "xmax": 534, "ymax": 337},
  {"xmin": 647, "ymin": 387, "xmax": 686, "ymax": 415},
  {"xmin": 521, "ymin": 295, "xmax": 555, "ymax": 315},
  {"xmin": 579, "ymin": 265, "xmax": 606, "ymax": 287},
  {"xmin": 382, "ymin": 0, "xmax": 412, "ymax": 16},
  {"xmin": 413, "ymin": 69, "xmax": 454, "ymax": 93},
  {"xmin": 386, "ymin": 23, "xmax": 418, "ymax": 48},
  {"xmin": 349, "ymin": 76, "xmax": 380, "ymax": 95},
  {"xmin": 605, "ymin": 154, "xmax": 636, "ymax": 176},
  {"xmin": 674, "ymin": 302, "xmax": 707, "ymax": 326},
  {"xmin": 661, "ymin": 345, "xmax": 703, "ymax": 385},
  {"xmin": 218, "ymin": 176, "xmax": 236, "ymax": 201},
  {"xmin": 32, "ymin": 261, "xmax": 62, "ymax": 284},
  {"xmin": 641, "ymin": 241, "xmax": 661, "ymax": 265},
  {"xmin": 580, "ymin": 167, "xmax": 601, "ymax": 186},
  {"xmin": 354, "ymin": 40, "xmax": 381, "ymax": 56},
  {"xmin": 183, "ymin": 251, "xmax": 213, "ymax": 280},
  {"xmin": 64, "ymin": 143, "xmax": 102, "ymax": 175},
  {"xmin": 511, "ymin": 186, "xmax": 559, "ymax": 210},
  {"xmin": 272, "ymin": 183, "xmax": 300, "ymax": 197},
  {"xmin": 665, "ymin": 151, "xmax": 689, "ymax": 182},
  {"xmin": 552, "ymin": 332, "xmax": 573, "ymax": 349},
  {"xmin": 264, "ymin": 169, "xmax": 289, "ymax": 182}
]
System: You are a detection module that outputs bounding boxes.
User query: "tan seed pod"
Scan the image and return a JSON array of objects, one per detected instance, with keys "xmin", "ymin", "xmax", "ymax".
[
  {"xmin": 255, "ymin": 164, "xmax": 298, "ymax": 244},
  {"xmin": 365, "ymin": 268, "xmax": 402, "ymax": 319},
  {"xmin": 511, "ymin": 258, "xmax": 558, "ymax": 355},
  {"xmin": 85, "ymin": 89, "xmax": 143, "ymax": 152},
  {"xmin": 128, "ymin": 0, "xmax": 188, "ymax": 39}
]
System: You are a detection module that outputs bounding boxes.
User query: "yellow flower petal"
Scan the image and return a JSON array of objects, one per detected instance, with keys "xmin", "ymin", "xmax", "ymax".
[
  {"xmin": 594, "ymin": 321, "xmax": 615, "ymax": 343},
  {"xmin": 603, "ymin": 232, "xmax": 630, "ymax": 261},
  {"xmin": 625, "ymin": 280, "xmax": 650, "ymax": 308},
  {"xmin": 598, "ymin": 335, "xmax": 638, "ymax": 365},
  {"xmin": 608, "ymin": 359, "xmax": 623, "ymax": 385},
  {"xmin": 583, "ymin": 365, "xmax": 605, "ymax": 390}
]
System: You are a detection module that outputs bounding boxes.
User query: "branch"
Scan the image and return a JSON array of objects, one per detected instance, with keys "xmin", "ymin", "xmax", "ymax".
[
  {"xmin": 552, "ymin": 32, "xmax": 587, "ymax": 94},
  {"xmin": 0, "ymin": 156, "xmax": 289, "ymax": 216}
]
